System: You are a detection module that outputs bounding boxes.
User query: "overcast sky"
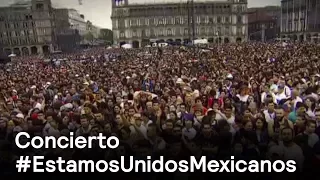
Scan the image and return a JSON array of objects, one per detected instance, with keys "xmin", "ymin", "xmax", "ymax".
[{"xmin": 0, "ymin": 0, "xmax": 280, "ymax": 29}]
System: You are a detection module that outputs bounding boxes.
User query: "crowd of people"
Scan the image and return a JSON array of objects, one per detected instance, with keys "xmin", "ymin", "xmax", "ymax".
[{"xmin": 0, "ymin": 42, "xmax": 320, "ymax": 176}]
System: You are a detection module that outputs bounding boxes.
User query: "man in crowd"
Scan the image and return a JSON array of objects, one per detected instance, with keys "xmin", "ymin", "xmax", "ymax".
[{"xmin": 0, "ymin": 43, "xmax": 320, "ymax": 174}]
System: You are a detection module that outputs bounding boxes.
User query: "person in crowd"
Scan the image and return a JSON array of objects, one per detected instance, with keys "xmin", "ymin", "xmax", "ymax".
[{"xmin": 0, "ymin": 43, "xmax": 320, "ymax": 173}]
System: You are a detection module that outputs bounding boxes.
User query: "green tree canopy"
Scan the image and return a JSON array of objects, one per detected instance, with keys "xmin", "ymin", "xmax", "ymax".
[
  {"xmin": 99, "ymin": 29, "xmax": 113, "ymax": 42},
  {"xmin": 84, "ymin": 32, "xmax": 94, "ymax": 42}
]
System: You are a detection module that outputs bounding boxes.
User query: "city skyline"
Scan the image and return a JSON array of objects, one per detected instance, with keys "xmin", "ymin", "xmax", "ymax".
[{"xmin": 0, "ymin": 0, "xmax": 281, "ymax": 29}]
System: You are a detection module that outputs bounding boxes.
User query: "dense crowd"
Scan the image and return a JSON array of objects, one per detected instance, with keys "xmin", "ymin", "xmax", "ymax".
[{"xmin": 0, "ymin": 42, "xmax": 320, "ymax": 175}]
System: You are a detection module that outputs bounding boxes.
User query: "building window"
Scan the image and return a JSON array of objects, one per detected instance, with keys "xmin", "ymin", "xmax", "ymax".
[
  {"xmin": 195, "ymin": 27, "xmax": 199, "ymax": 35},
  {"xmin": 217, "ymin": 16, "xmax": 221, "ymax": 23},
  {"xmin": 209, "ymin": 27, "xmax": 213, "ymax": 34},
  {"xmin": 120, "ymin": 31, "xmax": 125, "ymax": 38},
  {"xmin": 150, "ymin": 29, "xmax": 155, "ymax": 36},
  {"xmin": 200, "ymin": 27, "xmax": 205, "ymax": 35},
  {"xmin": 175, "ymin": 17, "xmax": 180, "ymax": 24},
  {"xmin": 301, "ymin": 11, "xmax": 305, "ymax": 19},
  {"xmin": 288, "ymin": 21, "xmax": 292, "ymax": 31},
  {"xmin": 132, "ymin": 30, "xmax": 137, "ymax": 37},
  {"xmin": 36, "ymin": 3, "xmax": 44, "ymax": 10},
  {"xmin": 201, "ymin": 16, "xmax": 206, "ymax": 24},
  {"xmin": 145, "ymin": 29, "xmax": 150, "ymax": 37},
  {"xmin": 301, "ymin": 20, "xmax": 305, "ymax": 30},
  {"xmin": 237, "ymin": 16, "xmax": 242, "ymax": 24},
  {"xmin": 216, "ymin": 27, "xmax": 222, "ymax": 36},
  {"xmin": 159, "ymin": 29, "xmax": 163, "ymax": 36},
  {"xmin": 158, "ymin": 18, "xmax": 163, "ymax": 25},
  {"xmin": 167, "ymin": 28, "xmax": 172, "ymax": 36},
  {"xmin": 209, "ymin": 17, "xmax": 213, "ymax": 24},
  {"xmin": 184, "ymin": 17, "xmax": 188, "ymax": 24},
  {"xmin": 184, "ymin": 28, "xmax": 188, "ymax": 36},
  {"xmin": 130, "ymin": 19, "xmax": 137, "ymax": 26},
  {"xmin": 225, "ymin": 16, "xmax": 230, "ymax": 23},
  {"xmin": 225, "ymin": 26, "xmax": 230, "ymax": 35},
  {"xmin": 140, "ymin": 19, "xmax": 144, "ymax": 26},
  {"xmin": 149, "ymin": 18, "xmax": 154, "ymax": 25},
  {"xmin": 294, "ymin": 21, "xmax": 298, "ymax": 31},
  {"xmin": 237, "ymin": 27, "xmax": 242, "ymax": 35}
]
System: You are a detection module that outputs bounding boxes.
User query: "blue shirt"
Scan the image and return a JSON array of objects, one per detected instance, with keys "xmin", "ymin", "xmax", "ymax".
[{"xmin": 288, "ymin": 111, "xmax": 297, "ymax": 123}]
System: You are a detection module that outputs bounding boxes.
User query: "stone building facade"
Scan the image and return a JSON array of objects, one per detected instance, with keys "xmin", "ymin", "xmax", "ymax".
[
  {"xmin": 0, "ymin": 0, "xmax": 55, "ymax": 56},
  {"xmin": 54, "ymin": 8, "xmax": 87, "ymax": 36},
  {"xmin": 111, "ymin": 0, "xmax": 248, "ymax": 48},
  {"xmin": 281, "ymin": 0, "xmax": 320, "ymax": 42},
  {"xmin": 248, "ymin": 6, "xmax": 281, "ymax": 41}
]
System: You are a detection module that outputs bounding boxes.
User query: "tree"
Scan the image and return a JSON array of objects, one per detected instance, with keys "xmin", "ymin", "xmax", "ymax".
[
  {"xmin": 99, "ymin": 29, "xmax": 113, "ymax": 44},
  {"xmin": 84, "ymin": 32, "xmax": 94, "ymax": 42}
]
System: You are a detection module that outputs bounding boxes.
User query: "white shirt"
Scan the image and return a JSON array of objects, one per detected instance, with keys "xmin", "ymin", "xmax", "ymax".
[
  {"xmin": 284, "ymin": 86, "xmax": 291, "ymax": 97},
  {"xmin": 261, "ymin": 92, "xmax": 277, "ymax": 104},
  {"xmin": 263, "ymin": 110, "xmax": 275, "ymax": 123},
  {"xmin": 293, "ymin": 96, "xmax": 303, "ymax": 109},
  {"xmin": 142, "ymin": 120, "xmax": 153, "ymax": 128},
  {"xmin": 34, "ymin": 102, "xmax": 42, "ymax": 110},
  {"xmin": 306, "ymin": 109, "xmax": 315, "ymax": 117},
  {"xmin": 236, "ymin": 94, "xmax": 249, "ymax": 103},
  {"xmin": 275, "ymin": 91, "xmax": 287, "ymax": 103}
]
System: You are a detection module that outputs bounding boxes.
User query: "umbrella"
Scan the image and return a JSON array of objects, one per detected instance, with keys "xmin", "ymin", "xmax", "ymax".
[{"xmin": 8, "ymin": 54, "xmax": 16, "ymax": 57}]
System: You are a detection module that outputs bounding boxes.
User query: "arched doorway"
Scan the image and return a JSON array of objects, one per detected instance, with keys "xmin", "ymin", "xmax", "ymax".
[
  {"xmin": 175, "ymin": 39, "xmax": 182, "ymax": 45},
  {"xmin": 236, "ymin": 37, "xmax": 242, "ymax": 42},
  {"xmin": 42, "ymin": 45, "xmax": 50, "ymax": 54},
  {"xmin": 183, "ymin": 39, "xmax": 190, "ymax": 45},
  {"xmin": 306, "ymin": 34, "xmax": 311, "ymax": 42},
  {"xmin": 21, "ymin": 47, "xmax": 29, "ymax": 56},
  {"xmin": 218, "ymin": 37, "xmax": 222, "ymax": 43},
  {"xmin": 13, "ymin": 48, "xmax": 21, "ymax": 56},
  {"xmin": 166, "ymin": 39, "xmax": 173, "ymax": 45},
  {"xmin": 132, "ymin": 40, "xmax": 139, "ymax": 48},
  {"xmin": 4, "ymin": 48, "xmax": 11, "ymax": 56},
  {"xmin": 299, "ymin": 34, "xmax": 304, "ymax": 42},
  {"xmin": 141, "ymin": 39, "xmax": 150, "ymax": 47},
  {"xmin": 208, "ymin": 38, "xmax": 214, "ymax": 43},
  {"xmin": 293, "ymin": 35, "xmax": 298, "ymax": 42},
  {"xmin": 119, "ymin": 41, "xmax": 126, "ymax": 47},
  {"xmin": 224, "ymin": 37, "xmax": 230, "ymax": 43},
  {"xmin": 31, "ymin": 46, "xmax": 38, "ymax": 55},
  {"xmin": 313, "ymin": 34, "xmax": 318, "ymax": 43}
]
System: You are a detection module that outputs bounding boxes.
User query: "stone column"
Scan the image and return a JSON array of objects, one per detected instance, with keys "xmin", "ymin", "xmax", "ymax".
[
  {"xmin": 28, "ymin": 46, "xmax": 31, "ymax": 55},
  {"xmin": 37, "ymin": 45, "xmax": 43, "ymax": 54}
]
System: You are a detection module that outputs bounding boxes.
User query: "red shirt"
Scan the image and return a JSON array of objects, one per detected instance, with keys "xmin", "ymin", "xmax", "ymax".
[{"xmin": 192, "ymin": 105, "xmax": 208, "ymax": 115}]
